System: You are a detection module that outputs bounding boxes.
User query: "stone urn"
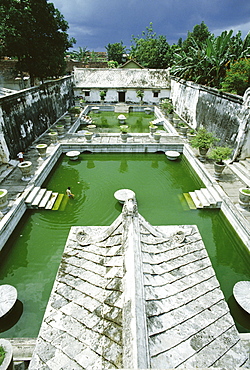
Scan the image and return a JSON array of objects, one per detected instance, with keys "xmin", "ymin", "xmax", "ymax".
[
  {"xmin": 213, "ymin": 162, "xmax": 226, "ymax": 180},
  {"xmin": 0, "ymin": 339, "xmax": 13, "ymax": 370},
  {"xmin": 18, "ymin": 161, "xmax": 32, "ymax": 181},
  {"xmin": 36, "ymin": 144, "xmax": 47, "ymax": 159},
  {"xmin": 64, "ymin": 115, "xmax": 71, "ymax": 129},
  {"xmin": 120, "ymin": 132, "xmax": 128, "ymax": 143},
  {"xmin": 198, "ymin": 147, "xmax": 209, "ymax": 162},
  {"xmin": 179, "ymin": 125, "xmax": 188, "ymax": 138},
  {"xmin": 118, "ymin": 114, "xmax": 126, "ymax": 125},
  {"xmin": 239, "ymin": 188, "xmax": 250, "ymax": 209},
  {"xmin": 85, "ymin": 132, "xmax": 93, "ymax": 143},
  {"xmin": 56, "ymin": 125, "xmax": 64, "ymax": 137},
  {"xmin": 48, "ymin": 131, "xmax": 58, "ymax": 144},
  {"xmin": 0, "ymin": 189, "xmax": 8, "ymax": 210},
  {"xmin": 86, "ymin": 124, "xmax": 96, "ymax": 133},
  {"xmin": 153, "ymin": 132, "xmax": 161, "ymax": 143},
  {"xmin": 149, "ymin": 125, "xmax": 158, "ymax": 135}
]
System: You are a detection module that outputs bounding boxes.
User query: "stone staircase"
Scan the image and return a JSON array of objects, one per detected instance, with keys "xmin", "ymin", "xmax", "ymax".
[
  {"xmin": 228, "ymin": 159, "xmax": 250, "ymax": 187},
  {"xmin": 184, "ymin": 186, "xmax": 222, "ymax": 209},
  {"xmin": 25, "ymin": 186, "xmax": 65, "ymax": 210}
]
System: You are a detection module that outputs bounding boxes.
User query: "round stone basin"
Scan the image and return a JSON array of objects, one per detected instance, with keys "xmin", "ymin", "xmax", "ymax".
[
  {"xmin": 114, "ymin": 189, "xmax": 135, "ymax": 204},
  {"xmin": 165, "ymin": 150, "xmax": 181, "ymax": 161},
  {"xmin": 233, "ymin": 281, "xmax": 250, "ymax": 314},
  {"xmin": 0, "ymin": 284, "xmax": 17, "ymax": 318},
  {"xmin": 66, "ymin": 151, "xmax": 80, "ymax": 161}
]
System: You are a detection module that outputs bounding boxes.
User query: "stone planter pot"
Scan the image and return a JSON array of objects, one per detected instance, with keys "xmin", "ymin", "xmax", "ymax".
[
  {"xmin": 118, "ymin": 115, "xmax": 127, "ymax": 125},
  {"xmin": 173, "ymin": 118, "xmax": 180, "ymax": 127},
  {"xmin": 214, "ymin": 162, "xmax": 226, "ymax": 180},
  {"xmin": 64, "ymin": 115, "xmax": 71, "ymax": 128},
  {"xmin": 85, "ymin": 132, "xmax": 93, "ymax": 143},
  {"xmin": 150, "ymin": 126, "xmax": 157, "ymax": 135},
  {"xmin": 48, "ymin": 132, "xmax": 58, "ymax": 144},
  {"xmin": 0, "ymin": 339, "xmax": 13, "ymax": 370},
  {"xmin": 198, "ymin": 147, "xmax": 209, "ymax": 162},
  {"xmin": 36, "ymin": 144, "xmax": 47, "ymax": 159},
  {"xmin": 18, "ymin": 161, "xmax": 32, "ymax": 181},
  {"xmin": 239, "ymin": 188, "xmax": 250, "ymax": 209},
  {"xmin": 120, "ymin": 132, "xmax": 128, "ymax": 143},
  {"xmin": 0, "ymin": 189, "xmax": 8, "ymax": 209},
  {"xmin": 56, "ymin": 125, "xmax": 64, "ymax": 137},
  {"xmin": 179, "ymin": 126, "xmax": 188, "ymax": 138},
  {"xmin": 86, "ymin": 124, "xmax": 96, "ymax": 133},
  {"xmin": 153, "ymin": 132, "xmax": 161, "ymax": 143}
]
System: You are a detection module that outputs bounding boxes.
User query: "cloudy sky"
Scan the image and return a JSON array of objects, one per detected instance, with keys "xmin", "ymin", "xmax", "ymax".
[{"xmin": 52, "ymin": 0, "xmax": 250, "ymax": 52}]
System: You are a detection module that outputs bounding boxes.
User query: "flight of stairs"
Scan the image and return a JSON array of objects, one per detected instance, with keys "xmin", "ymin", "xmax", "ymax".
[
  {"xmin": 24, "ymin": 186, "xmax": 65, "ymax": 210},
  {"xmin": 184, "ymin": 186, "xmax": 222, "ymax": 209}
]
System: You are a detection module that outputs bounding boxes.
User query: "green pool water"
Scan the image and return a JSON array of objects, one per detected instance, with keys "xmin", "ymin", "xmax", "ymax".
[
  {"xmin": 0, "ymin": 153, "xmax": 249, "ymax": 338},
  {"xmin": 79, "ymin": 111, "xmax": 157, "ymax": 133}
]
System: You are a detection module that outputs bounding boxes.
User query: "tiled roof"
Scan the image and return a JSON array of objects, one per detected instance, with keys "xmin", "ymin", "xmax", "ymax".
[{"xmin": 29, "ymin": 198, "xmax": 249, "ymax": 369}]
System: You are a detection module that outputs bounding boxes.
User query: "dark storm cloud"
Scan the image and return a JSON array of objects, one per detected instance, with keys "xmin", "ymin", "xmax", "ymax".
[{"xmin": 52, "ymin": 0, "xmax": 250, "ymax": 50}]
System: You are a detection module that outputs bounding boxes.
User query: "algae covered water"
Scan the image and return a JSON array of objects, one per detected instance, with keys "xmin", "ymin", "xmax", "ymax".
[
  {"xmin": 0, "ymin": 153, "xmax": 249, "ymax": 337},
  {"xmin": 79, "ymin": 111, "xmax": 155, "ymax": 133}
]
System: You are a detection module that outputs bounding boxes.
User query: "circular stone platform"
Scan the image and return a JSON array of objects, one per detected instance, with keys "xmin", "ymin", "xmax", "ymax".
[
  {"xmin": 233, "ymin": 281, "xmax": 250, "ymax": 314},
  {"xmin": 114, "ymin": 189, "xmax": 135, "ymax": 204},
  {"xmin": 165, "ymin": 150, "xmax": 181, "ymax": 161},
  {"xmin": 0, "ymin": 284, "xmax": 17, "ymax": 318},
  {"xmin": 66, "ymin": 151, "xmax": 80, "ymax": 161}
]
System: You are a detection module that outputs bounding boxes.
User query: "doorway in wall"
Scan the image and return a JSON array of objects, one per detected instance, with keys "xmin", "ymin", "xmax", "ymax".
[{"xmin": 118, "ymin": 91, "xmax": 126, "ymax": 102}]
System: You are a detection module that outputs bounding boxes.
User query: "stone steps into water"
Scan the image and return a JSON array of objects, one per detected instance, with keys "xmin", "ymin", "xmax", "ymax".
[
  {"xmin": 25, "ymin": 186, "xmax": 40, "ymax": 205},
  {"xmin": 25, "ymin": 187, "xmax": 65, "ymax": 210},
  {"xmin": 31, "ymin": 188, "xmax": 47, "ymax": 207},
  {"xmin": 52, "ymin": 193, "xmax": 64, "ymax": 210},
  {"xmin": 184, "ymin": 186, "xmax": 222, "ymax": 209},
  {"xmin": 45, "ymin": 192, "xmax": 58, "ymax": 209}
]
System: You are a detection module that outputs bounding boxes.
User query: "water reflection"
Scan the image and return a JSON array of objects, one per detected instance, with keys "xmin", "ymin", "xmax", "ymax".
[
  {"xmin": 228, "ymin": 295, "xmax": 250, "ymax": 332},
  {"xmin": 0, "ymin": 300, "xmax": 23, "ymax": 333}
]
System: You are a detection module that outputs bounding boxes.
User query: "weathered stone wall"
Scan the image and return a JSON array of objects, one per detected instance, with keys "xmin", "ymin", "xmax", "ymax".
[
  {"xmin": 0, "ymin": 76, "xmax": 74, "ymax": 160},
  {"xmin": 170, "ymin": 79, "xmax": 249, "ymax": 152}
]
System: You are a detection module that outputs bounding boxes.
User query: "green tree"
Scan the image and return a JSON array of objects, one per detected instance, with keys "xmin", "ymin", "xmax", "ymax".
[
  {"xmin": 182, "ymin": 21, "xmax": 211, "ymax": 53},
  {"xmin": 171, "ymin": 26, "xmax": 250, "ymax": 89},
  {"xmin": 70, "ymin": 47, "xmax": 90, "ymax": 64},
  {"xmin": 130, "ymin": 23, "xmax": 172, "ymax": 68},
  {"xmin": 105, "ymin": 42, "xmax": 126, "ymax": 64},
  {"xmin": 221, "ymin": 59, "xmax": 250, "ymax": 95},
  {"xmin": 0, "ymin": 0, "xmax": 75, "ymax": 85}
]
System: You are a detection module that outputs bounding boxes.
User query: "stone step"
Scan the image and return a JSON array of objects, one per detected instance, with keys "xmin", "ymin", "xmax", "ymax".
[
  {"xmin": 52, "ymin": 194, "xmax": 64, "ymax": 210},
  {"xmin": 207, "ymin": 186, "xmax": 222, "ymax": 207},
  {"xmin": 194, "ymin": 189, "xmax": 210, "ymax": 207},
  {"xmin": 45, "ymin": 192, "xmax": 59, "ymax": 210},
  {"xmin": 200, "ymin": 188, "xmax": 217, "ymax": 206},
  {"xmin": 183, "ymin": 193, "xmax": 196, "ymax": 209},
  {"xmin": 189, "ymin": 191, "xmax": 203, "ymax": 208},
  {"xmin": 31, "ymin": 188, "xmax": 47, "ymax": 207},
  {"xmin": 8, "ymin": 338, "xmax": 36, "ymax": 362},
  {"xmin": 187, "ymin": 186, "xmax": 222, "ymax": 209},
  {"xmin": 228, "ymin": 162, "xmax": 250, "ymax": 187},
  {"xmin": 38, "ymin": 190, "xmax": 52, "ymax": 208},
  {"xmin": 25, "ymin": 186, "xmax": 40, "ymax": 204}
]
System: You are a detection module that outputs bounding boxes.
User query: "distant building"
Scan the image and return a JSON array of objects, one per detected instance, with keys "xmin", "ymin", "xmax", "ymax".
[{"xmin": 73, "ymin": 67, "xmax": 171, "ymax": 104}]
